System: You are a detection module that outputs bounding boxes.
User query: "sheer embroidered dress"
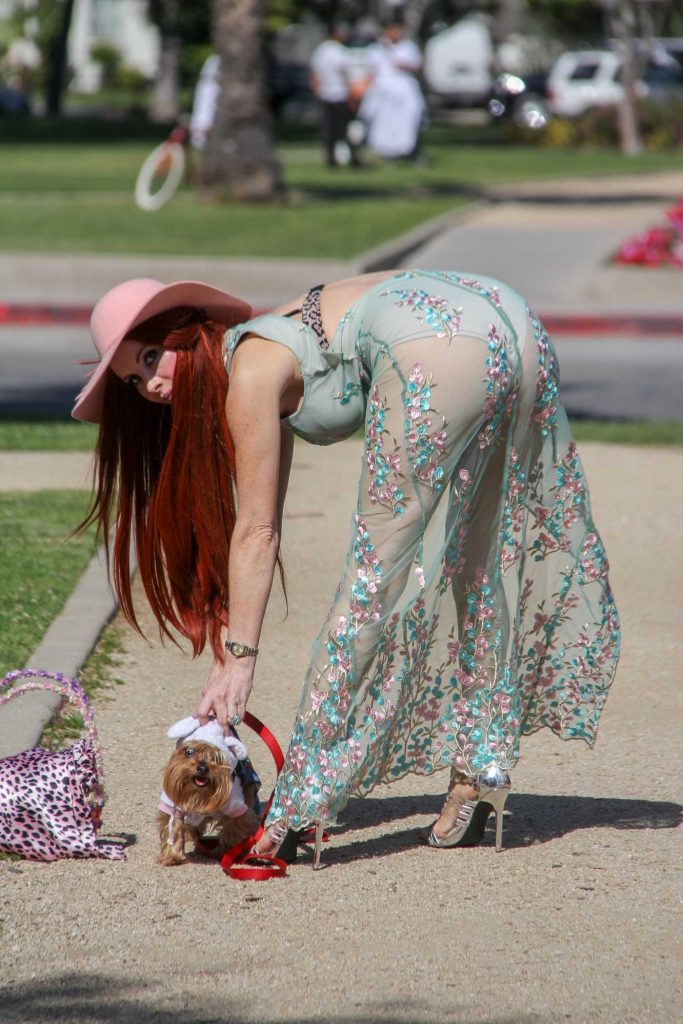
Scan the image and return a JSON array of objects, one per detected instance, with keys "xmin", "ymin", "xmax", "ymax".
[{"xmin": 224, "ymin": 270, "xmax": 620, "ymax": 833}]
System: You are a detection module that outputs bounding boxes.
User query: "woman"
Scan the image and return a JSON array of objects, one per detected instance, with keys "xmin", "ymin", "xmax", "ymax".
[
  {"xmin": 73, "ymin": 270, "xmax": 620, "ymax": 865},
  {"xmin": 359, "ymin": 22, "xmax": 426, "ymax": 161}
]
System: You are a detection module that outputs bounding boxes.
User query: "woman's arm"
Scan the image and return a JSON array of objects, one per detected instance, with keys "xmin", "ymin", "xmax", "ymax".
[{"xmin": 196, "ymin": 336, "xmax": 298, "ymax": 727}]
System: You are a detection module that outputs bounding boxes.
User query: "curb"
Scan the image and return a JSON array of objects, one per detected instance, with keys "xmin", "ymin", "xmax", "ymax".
[
  {"xmin": 0, "ymin": 547, "xmax": 119, "ymax": 758},
  {"xmin": 354, "ymin": 204, "xmax": 485, "ymax": 273},
  {"xmin": 4, "ymin": 303, "xmax": 683, "ymax": 337}
]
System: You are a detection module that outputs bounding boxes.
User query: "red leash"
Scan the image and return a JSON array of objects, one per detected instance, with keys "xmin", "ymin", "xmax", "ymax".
[
  {"xmin": 196, "ymin": 711, "xmax": 329, "ymax": 879},
  {"xmin": 219, "ymin": 711, "xmax": 289, "ymax": 880}
]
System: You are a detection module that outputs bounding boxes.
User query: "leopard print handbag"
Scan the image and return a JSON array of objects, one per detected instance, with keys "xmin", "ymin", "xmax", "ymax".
[{"xmin": 0, "ymin": 669, "xmax": 125, "ymax": 861}]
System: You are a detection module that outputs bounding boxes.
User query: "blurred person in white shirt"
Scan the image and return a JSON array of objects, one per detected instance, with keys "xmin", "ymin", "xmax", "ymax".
[{"xmin": 309, "ymin": 22, "xmax": 360, "ymax": 167}]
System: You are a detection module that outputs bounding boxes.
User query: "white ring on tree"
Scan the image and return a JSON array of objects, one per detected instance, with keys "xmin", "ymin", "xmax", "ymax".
[{"xmin": 134, "ymin": 141, "xmax": 186, "ymax": 212}]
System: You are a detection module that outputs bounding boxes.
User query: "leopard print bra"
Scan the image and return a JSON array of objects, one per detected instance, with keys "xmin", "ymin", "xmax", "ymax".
[{"xmin": 284, "ymin": 283, "xmax": 329, "ymax": 350}]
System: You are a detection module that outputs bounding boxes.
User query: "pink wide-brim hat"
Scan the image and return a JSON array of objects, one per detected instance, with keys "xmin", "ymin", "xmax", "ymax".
[{"xmin": 71, "ymin": 278, "xmax": 252, "ymax": 423}]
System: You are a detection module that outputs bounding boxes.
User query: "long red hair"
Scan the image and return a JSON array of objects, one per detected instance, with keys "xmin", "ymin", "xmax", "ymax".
[{"xmin": 78, "ymin": 306, "xmax": 240, "ymax": 660}]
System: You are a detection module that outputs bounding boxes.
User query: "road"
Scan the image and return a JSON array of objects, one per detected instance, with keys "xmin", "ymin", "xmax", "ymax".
[{"xmin": 1, "ymin": 322, "xmax": 682, "ymax": 421}]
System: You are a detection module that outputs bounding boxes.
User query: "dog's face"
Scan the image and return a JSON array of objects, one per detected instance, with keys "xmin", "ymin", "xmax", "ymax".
[{"xmin": 162, "ymin": 741, "xmax": 232, "ymax": 816}]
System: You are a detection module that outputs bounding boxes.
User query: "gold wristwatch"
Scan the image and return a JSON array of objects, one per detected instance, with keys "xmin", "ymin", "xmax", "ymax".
[{"xmin": 225, "ymin": 640, "xmax": 259, "ymax": 658}]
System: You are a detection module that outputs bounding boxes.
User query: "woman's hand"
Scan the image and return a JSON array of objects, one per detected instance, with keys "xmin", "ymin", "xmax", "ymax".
[{"xmin": 195, "ymin": 656, "xmax": 254, "ymax": 728}]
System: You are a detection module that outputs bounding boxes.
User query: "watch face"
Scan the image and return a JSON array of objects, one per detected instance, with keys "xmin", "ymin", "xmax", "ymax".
[{"xmin": 232, "ymin": 643, "xmax": 247, "ymax": 657}]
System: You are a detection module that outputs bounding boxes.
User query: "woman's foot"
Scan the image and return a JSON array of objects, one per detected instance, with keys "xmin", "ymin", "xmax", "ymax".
[
  {"xmin": 251, "ymin": 821, "xmax": 305, "ymax": 864},
  {"xmin": 252, "ymin": 822, "xmax": 326, "ymax": 868},
  {"xmin": 421, "ymin": 765, "xmax": 511, "ymax": 850},
  {"xmin": 428, "ymin": 769, "xmax": 479, "ymax": 841},
  {"xmin": 252, "ymin": 820, "xmax": 290, "ymax": 858}
]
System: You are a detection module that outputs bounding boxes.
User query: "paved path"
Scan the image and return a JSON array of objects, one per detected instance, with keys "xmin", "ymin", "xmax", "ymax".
[{"xmin": 1, "ymin": 439, "xmax": 682, "ymax": 1024}]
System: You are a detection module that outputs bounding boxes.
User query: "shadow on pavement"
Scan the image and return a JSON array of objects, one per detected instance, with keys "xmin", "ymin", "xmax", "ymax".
[
  {"xmin": 0, "ymin": 386, "xmax": 82, "ymax": 418},
  {"xmin": 329, "ymin": 792, "xmax": 682, "ymax": 862},
  {"xmin": 96, "ymin": 831, "xmax": 137, "ymax": 853},
  {"xmin": 0, "ymin": 973, "xmax": 535, "ymax": 1024}
]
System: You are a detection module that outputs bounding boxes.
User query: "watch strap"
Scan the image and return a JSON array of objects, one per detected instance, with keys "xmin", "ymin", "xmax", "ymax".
[{"xmin": 225, "ymin": 640, "xmax": 259, "ymax": 658}]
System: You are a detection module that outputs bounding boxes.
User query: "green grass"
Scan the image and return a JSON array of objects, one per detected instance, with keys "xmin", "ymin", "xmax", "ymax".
[
  {"xmin": 569, "ymin": 418, "xmax": 683, "ymax": 446},
  {"xmin": 0, "ymin": 491, "xmax": 97, "ymax": 676},
  {"xmin": 1, "ymin": 416, "xmax": 680, "ymax": 456},
  {"xmin": 0, "ymin": 192, "xmax": 463, "ymax": 260},
  {"xmin": 39, "ymin": 622, "xmax": 125, "ymax": 751},
  {"xmin": 1, "ymin": 129, "xmax": 680, "ymax": 194},
  {"xmin": 285, "ymin": 143, "xmax": 683, "ymax": 193},
  {"xmin": 0, "ymin": 122, "xmax": 681, "ymax": 258},
  {"xmin": 0, "ymin": 420, "xmax": 98, "ymax": 451}
]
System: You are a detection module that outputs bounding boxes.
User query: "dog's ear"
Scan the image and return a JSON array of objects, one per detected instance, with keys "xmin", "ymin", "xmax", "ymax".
[{"xmin": 167, "ymin": 715, "xmax": 200, "ymax": 742}]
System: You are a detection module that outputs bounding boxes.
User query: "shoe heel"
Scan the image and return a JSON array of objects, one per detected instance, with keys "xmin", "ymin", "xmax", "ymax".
[
  {"xmin": 481, "ymin": 786, "xmax": 510, "ymax": 852},
  {"xmin": 276, "ymin": 827, "xmax": 300, "ymax": 865},
  {"xmin": 313, "ymin": 822, "xmax": 324, "ymax": 870}
]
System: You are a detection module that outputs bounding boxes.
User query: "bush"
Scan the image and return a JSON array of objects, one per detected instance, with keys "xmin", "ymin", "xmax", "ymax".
[
  {"xmin": 90, "ymin": 42, "xmax": 122, "ymax": 89},
  {"xmin": 639, "ymin": 98, "xmax": 683, "ymax": 150},
  {"xmin": 514, "ymin": 100, "xmax": 683, "ymax": 151},
  {"xmin": 117, "ymin": 66, "xmax": 151, "ymax": 97},
  {"xmin": 570, "ymin": 106, "xmax": 621, "ymax": 148},
  {"xmin": 180, "ymin": 44, "xmax": 215, "ymax": 89}
]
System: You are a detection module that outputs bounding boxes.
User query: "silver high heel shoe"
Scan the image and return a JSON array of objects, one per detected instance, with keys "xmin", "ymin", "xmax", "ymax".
[
  {"xmin": 424, "ymin": 764, "xmax": 511, "ymax": 852},
  {"xmin": 253, "ymin": 820, "xmax": 327, "ymax": 869}
]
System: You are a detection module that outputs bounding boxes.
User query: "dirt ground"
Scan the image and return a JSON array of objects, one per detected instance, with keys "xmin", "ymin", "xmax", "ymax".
[{"xmin": 1, "ymin": 440, "xmax": 681, "ymax": 1024}]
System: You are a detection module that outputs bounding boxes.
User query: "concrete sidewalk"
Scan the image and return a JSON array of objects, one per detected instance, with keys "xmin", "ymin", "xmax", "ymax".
[{"xmin": 1, "ymin": 438, "xmax": 681, "ymax": 1024}]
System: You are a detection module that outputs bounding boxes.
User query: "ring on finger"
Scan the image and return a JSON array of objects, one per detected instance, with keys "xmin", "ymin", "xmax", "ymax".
[{"xmin": 230, "ymin": 713, "xmax": 242, "ymax": 728}]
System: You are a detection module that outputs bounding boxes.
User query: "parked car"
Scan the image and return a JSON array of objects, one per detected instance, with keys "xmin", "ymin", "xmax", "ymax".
[
  {"xmin": 423, "ymin": 17, "xmax": 495, "ymax": 108},
  {"xmin": 547, "ymin": 46, "xmax": 683, "ymax": 117},
  {"xmin": 655, "ymin": 37, "xmax": 683, "ymax": 70},
  {"xmin": 0, "ymin": 82, "xmax": 30, "ymax": 115},
  {"xmin": 488, "ymin": 71, "xmax": 550, "ymax": 129}
]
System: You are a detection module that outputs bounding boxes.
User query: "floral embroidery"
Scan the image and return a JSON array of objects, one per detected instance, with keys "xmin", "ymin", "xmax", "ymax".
[
  {"xmin": 334, "ymin": 382, "xmax": 363, "ymax": 405},
  {"xmin": 436, "ymin": 468, "xmax": 475, "ymax": 594},
  {"xmin": 441, "ymin": 272, "xmax": 502, "ymax": 307},
  {"xmin": 478, "ymin": 324, "xmax": 517, "ymax": 450},
  {"xmin": 529, "ymin": 309, "xmax": 560, "ymax": 438},
  {"xmin": 529, "ymin": 441, "xmax": 587, "ymax": 562},
  {"xmin": 404, "ymin": 363, "xmax": 448, "ymax": 491},
  {"xmin": 383, "ymin": 286, "xmax": 463, "ymax": 342},
  {"xmin": 366, "ymin": 385, "xmax": 407, "ymax": 515},
  {"xmin": 500, "ymin": 447, "xmax": 527, "ymax": 574}
]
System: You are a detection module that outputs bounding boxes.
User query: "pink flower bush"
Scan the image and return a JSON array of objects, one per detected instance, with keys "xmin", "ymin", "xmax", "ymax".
[{"xmin": 614, "ymin": 200, "xmax": 683, "ymax": 268}]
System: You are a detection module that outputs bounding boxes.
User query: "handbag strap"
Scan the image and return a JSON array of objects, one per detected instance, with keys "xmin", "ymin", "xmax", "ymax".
[{"xmin": 0, "ymin": 669, "xmax": 106, "ymax": 809}]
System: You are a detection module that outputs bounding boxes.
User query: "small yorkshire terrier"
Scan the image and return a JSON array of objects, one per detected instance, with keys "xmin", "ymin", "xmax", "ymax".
[{"xmin": 158, "ymin": 717, "xmax": 260, "ymax": 867}]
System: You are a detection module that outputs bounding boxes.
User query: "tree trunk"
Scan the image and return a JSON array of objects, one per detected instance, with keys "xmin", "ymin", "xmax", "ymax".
[
  {"xmin": 45, "ymin": 0, "xmax": 75, "ymax": 116},
  {"xmin": 200, "ymin": 0, "xmax": 282, "ymax": 202},
  {"xmin": 402, "ymin": 0, "xmax": 436, "ymax": 44},
  {"xmin": 150, "ymin": 0, "xmax": 181, "ymax": 123},
  {"xmin": 604, "ymin": 0, "xmax": 643, "ymax": 156}
]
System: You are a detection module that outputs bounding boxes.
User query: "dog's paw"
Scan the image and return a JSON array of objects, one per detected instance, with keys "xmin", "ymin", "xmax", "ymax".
[{"xmin": 157, "ymin": 847, "xmax": 188, "ymax": 867}]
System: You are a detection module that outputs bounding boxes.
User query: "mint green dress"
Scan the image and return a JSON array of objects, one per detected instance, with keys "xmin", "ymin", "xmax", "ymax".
[{"xmin": 224, "ymin": 270, "xmax": 620, "ymax": 832}]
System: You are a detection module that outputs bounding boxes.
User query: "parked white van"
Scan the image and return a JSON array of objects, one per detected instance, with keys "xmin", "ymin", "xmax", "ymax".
[{"xmin": 423, "ymin": 17, "xmax": 494, "ymax": 106}]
